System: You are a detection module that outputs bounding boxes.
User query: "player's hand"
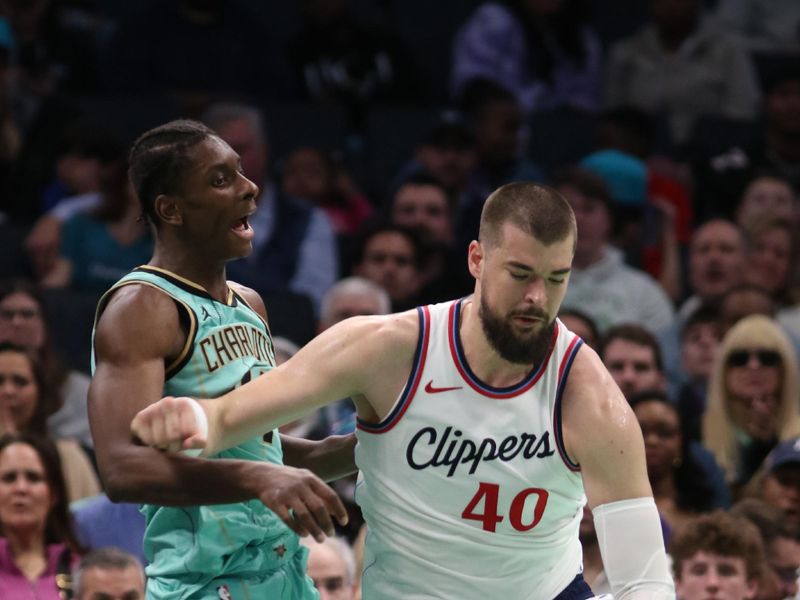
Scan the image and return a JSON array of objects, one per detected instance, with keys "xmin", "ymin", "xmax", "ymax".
[
  {"xmin": 255, "ymin": 462, "xmax": 349, "ymax": 543},
  {"xmin": 130, "ymin": 396, "xmax": 208, "ymax": 455}
]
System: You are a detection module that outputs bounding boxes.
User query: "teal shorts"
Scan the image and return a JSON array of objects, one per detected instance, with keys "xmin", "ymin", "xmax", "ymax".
[{"xmin": 145, "ymin": 544, "xmax": 319, "ymax": 600}]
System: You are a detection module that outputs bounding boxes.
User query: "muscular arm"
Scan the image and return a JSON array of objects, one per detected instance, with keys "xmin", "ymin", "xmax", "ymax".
[{"xmin": 562, "ymin": 345, "xmax": 674, "ymax": 599}]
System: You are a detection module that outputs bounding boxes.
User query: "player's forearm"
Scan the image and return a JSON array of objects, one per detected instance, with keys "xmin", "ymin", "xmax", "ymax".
[
  {"xmin": 281, "ymin": 433, "xmax": 357, "ymax": 482},
  {"xmin": 100, "ymin": 446, "xmax": 264, "ymax": 505}
]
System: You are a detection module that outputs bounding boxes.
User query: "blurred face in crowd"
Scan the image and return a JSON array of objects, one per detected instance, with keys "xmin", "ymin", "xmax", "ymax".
[
  {"xmin": 725, "ymin": 346, "xmax": 782, "ymax": 441},
  {"xmin": 675, "ymin": 551, "xmax": 756, "ymax": 600},
  {"xmin": 744, "ymin": 226, "xmax": 793, "ymax": 296},
  {"xmin": 737, "ymin": 177, "xmax": 797, "ymax": 226},
  {"xmin": 632, "ymin": 399, "xmax": 682, "ymax": 482},
  {"xmin": 689, "ymin": 220, "xmax": 745, "ymax": 300},
  {"xmin": 282, "ymin": 148, "xmax": 332, "ymax": 204},
  {"xmin": 0, "ymin": 292, "xmax": 45, "ymax": 352},
  {"xmin": 761, "ymin": 464, "xmax": 800, "ymax": 525},
  {"xmin": 602, "ymin": 339, "xmax": 664, "ymax": 399},
  {"xmin": 0, "ymin": 349, "xmax": 39, "ymax": 431},
  {"xmin": 681, "ymin": 321, "xmax": 721, "ymax": 383},
  {"xmin": 559, "ymin": 313, "xmax": 598, "ymax": 349},
  {"xmin": 392, "ymin": 182, "xmax": 453, "ymax": 246},
  {"xmin": 0, "ymin": 442, "xmax": 53, "ymax": 535},
  {"xmin": 474, "ymin": 99, "xmax": 523, "ymax": 167},
  {"xmin": 77, "ymin": 564, "xmax": 145, "ymax": 600},
  {"xmin": 320, "ymin": 292, "xmax": 386, "ymax": 332},
  {"xmin": 355, "ymin": 232, "xmax": 421, "ymax": 304},
  {"xmin": 306, "ymin": 540, "xmax": 356, "ymax": 600},
  {"xmin": 416, "ymin": 143, "xmax": 475, "ymax": 193},
  {"xmin": 763, "ymin": 537, "xmax": 800, "ymax": 600},
  {"xmin": 56, "ymin": 154, "xmax": 102, "ymax": 196},
  {"xmin": 213, "ymin": 117, "xmax": 267, "ymax": 184},
  {"xmin": 559, "ymin": 185, "xmax": 610, "ymax": 266},
  {"xmin": 767, "ymin": 80, "xmax": 800, "ymax": 137}
]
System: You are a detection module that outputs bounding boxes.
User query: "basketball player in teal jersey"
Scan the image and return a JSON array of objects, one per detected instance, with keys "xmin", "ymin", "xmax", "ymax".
[{"xmin": 89, "ymin": 119, "xmax": 354, "ymax": 600}]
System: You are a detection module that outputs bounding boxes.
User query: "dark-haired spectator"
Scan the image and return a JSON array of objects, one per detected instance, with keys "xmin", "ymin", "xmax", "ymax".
[
  {"xmin": 703, "ymin": 315, "xmax": 800, "ymax": 491},
  {"xmin": 630, "ymin": 390, "xmax": 730, "ymax": 534},
  {"xmin": 599, "ymin": 324, "xmax": 666, "ymax": 400},
  {"xmin": 679, "ymin": 218, "xmax": 746, "ymax": 321},
  {"xmin": 202, "ymin": 103, "xmax": 339, "ymax": 313},
  {"xmin": 735, "ymin": 174, "xmax": 799, "ymax": 229},
  {"xmin": 730, "ymin": 499, "xmax": 800, "ymax": 600},
  {"xmin": 389, "ymin": 173, "xmax": 472, "ymax": 303},
  {"xmin": 0, "ymin": 432, "xmax": 84, "ymax": 599},
  {"xmin": 558, "ymin": 308, "xmax": 599, "ymax": 349},
  {"xmin": 719, "ymin": 284, "xmax": 777, "ymax": 334},
  {"xmin": 555, "ymin": 167, "xmax": 675, "ymax": 334},
  {"xmin": 281, "ymin": 146, "xmax": 373, "ymax": 236},
  {"xmin": 351, "ymin": 224, "xmax": 423, "ymax": 312},
  {"xmin": 742, "ymin": 215, "xmax": 796, "ymax": 307},
  {"xmin": 0, "ymin": 280, "xmax": 92, "ymax": 446},
  {"xmin": 604, "ymin": 0, "xmax": 760, "ymax": 143},
  {"xmin": 670, "ymin": 510, "xmax": 764, "ymax": 600},
  {"xmin": 754, "ymin": 438, "xmax": 800, "ymax": 528},
  {"xmin": 676, "ymin": 303, "xmax": 722, "ymax": 442},
  {"xmin": 451, "ymin": 0, "xmax": 602, "ymax": 113}
]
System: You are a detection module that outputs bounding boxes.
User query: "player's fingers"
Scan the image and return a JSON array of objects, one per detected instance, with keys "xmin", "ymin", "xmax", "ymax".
[
  {"xmin": 308, "ymin": 477, "xmax": 348, "ymax": 528},
  {"xmin": 289, "ymin": 496, "xmax": 327, "ymax": 543},
  {"xmin": 271, "ymin": 501, "xmax": 309, "ymax": 539},
  {"xmin": 302, "ymin": 492, "xmax": 336, "ymax": 540}
]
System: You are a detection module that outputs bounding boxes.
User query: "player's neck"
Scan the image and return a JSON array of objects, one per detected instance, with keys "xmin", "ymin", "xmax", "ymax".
[
  {"xmin": 149, "ymin": 244, "xmax": 230, "ymax": 302},
  {"xmin": 459, "ymin": 299, "xmax": 535, "ymax": 387}
]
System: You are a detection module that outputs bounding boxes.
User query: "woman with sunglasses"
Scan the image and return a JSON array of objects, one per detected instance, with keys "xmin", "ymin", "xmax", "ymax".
[{"xmin": 703, "ymin": 314, "xmax": 800, "ymax": 495}]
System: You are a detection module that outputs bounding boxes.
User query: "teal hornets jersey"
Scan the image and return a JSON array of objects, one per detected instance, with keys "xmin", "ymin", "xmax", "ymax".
[{"xmin": 93, "ymin": 266, "xmax": 317, "ymax": 600}]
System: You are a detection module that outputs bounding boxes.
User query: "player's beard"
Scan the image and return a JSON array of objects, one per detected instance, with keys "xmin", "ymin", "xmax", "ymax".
[{"xmin": 479, "ymin": 294, "xmax": 555, "ymax": 366}]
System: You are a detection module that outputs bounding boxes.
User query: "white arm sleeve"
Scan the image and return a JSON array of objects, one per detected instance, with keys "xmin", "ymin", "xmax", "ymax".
[{"xmin": 592, "ymin": 497, "xmax": 675, "ymax": 600}]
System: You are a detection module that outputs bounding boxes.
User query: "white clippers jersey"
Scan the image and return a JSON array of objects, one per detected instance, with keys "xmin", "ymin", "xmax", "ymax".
[{"xmin": 354, "ymin": 299, "xmax": 587, "ymax": 600}]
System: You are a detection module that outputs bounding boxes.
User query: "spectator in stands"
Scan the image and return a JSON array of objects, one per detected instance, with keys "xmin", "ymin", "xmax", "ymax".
[
  {"xmin": 731, "ymin": 499, "xmax": 800, "ymax": 600},
  {"xmin": 555, "ymin": 167, "xmax": 675, "ymax": 334},
  {"xmin": 719, "ymin": 284, "xmax": 777, "ymax": 334},
  {"xmin": 742, "ymin": 215, "xmax": 796, "ymax": 307},
  {"xmin": 679, "ymin": 219, "xmax": 746, "ymax": 321},
  {"xmin": 351, "ymin": 224, "xmax": 423, "ymax": 313},
  {"xmin": 735, "ymin": 174, "xmax": 799, "ymax": 228},
  {"xmin": 389, "ymin": 172, "xmax": 471, "ymax": 303},
  {"xmin": 676, "ymin": 303, "xmax": 723, "ymax": 442},
  {"xmin": 0, "ymin": 432, "xmax": 84, "ymax": 599},
  {"xmin": 630, "ymin": 390, "xmax": 729, "ymax": 534},
  {"xmin": 451, "ymin": 0, "xmax": 602, "ymax": 114},
  {"xmin": 752, "ymin": 437, "xmax": 800, "ymax": 528},
  {"xmin": 0, "ymin": 280, "xmax": 92, "ymax": 448},
  {"xmin": 604, "ymin": 0, "xmax": 760, "ymax": 143},
  {"xmin": 285, "ymin": 0, "xmax": 422, "ymax": 120},
  {"xmin": 73, "ymin": 547, "xmax": 145, "ymax": 600},
  {"xmin": 202, "ymin": 102, "xmax": 339, "ymax": 313},
  {"xmin": 281, "ymin": 146, "xmax": 373, "ymax": 236},
  {"xmin": 703, "ymin": 314, "xmax": 800, "ymax": 490},
  {"xmin": 599, "ymin": 324, "xmax": 666, "ymax": 400},
  {"xmin": 301, "ymin": 535, "xmax": 357, "ymax": 600},
  {"xmin": 319, "ymin": 276, "xmax": 391, "ymax": 334},
  {"xmin": 694, "ymin": 54, "xmax": 800, "ymax": 220},
  {"xmin": 70, "ymin": 493, "xmax": 146, "ymax": 567},
  {"xmin": 0, "ymin": 343, "xmax": 98, "ymax": 502},
  {"xmin": 670, "ymin": 510, "xmax": 764, "ymax": 600},
  {"xmin": 39, "ymin": 153, "xmax": 152, "ymax": 293},
  {"xmin": 558, "ymin": 308, "xmax": 599, "ymax": 349}
]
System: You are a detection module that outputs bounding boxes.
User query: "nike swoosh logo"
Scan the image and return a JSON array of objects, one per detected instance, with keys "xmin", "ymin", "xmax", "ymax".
[{"xmin": 424, "ymin": 380, "xmax": 463, "ymax": 394}]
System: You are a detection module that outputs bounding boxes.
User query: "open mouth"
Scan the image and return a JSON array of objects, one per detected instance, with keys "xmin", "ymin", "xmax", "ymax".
[{"xmin": 230, "ymin": 215, "xmax": 254, "ymax": 241}]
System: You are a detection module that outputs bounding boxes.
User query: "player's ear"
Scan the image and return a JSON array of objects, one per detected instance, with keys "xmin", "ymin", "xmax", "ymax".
[
  {"xmin": 155, "ymin": 194, "xmax": 183, "ymax": 226},
  {"xmin": 467, "ymin": 239, "xmax": 483, "ymax": 280}
]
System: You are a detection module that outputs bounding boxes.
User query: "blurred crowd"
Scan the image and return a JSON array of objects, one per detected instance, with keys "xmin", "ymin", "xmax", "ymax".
[{"xmin": 0, "ymin": 0, "xmax": 800, "ymax": 598}]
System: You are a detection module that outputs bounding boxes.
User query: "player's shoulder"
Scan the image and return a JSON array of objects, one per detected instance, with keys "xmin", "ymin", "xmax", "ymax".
[
  {"xmin": 96, "ymin": 282, "xmax": 181, "ymax": 338},
  {"xmin": 562, "ymin": 343, "xmax": 629, "ymax": 427},
  {"xmin": 334, "ymin": 308, "xmax": 420, "ymax": 353}
]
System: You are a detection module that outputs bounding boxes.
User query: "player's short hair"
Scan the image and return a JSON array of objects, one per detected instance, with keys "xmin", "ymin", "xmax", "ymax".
[
  {"xmin": 599, "ymin": 323, "xmax": 664, "ymax": 373},
  {"xmin": 128, "ymin": 119, "xmax": 216, "ymax": 227},
  {"xmin": 73, "ymin": 547, "xmax": 144, "ymax": 599},
  {"xmin": 478, "ymin": 181, "xmax": 576, "ymax": 252},
  {"xmin": 670, "ymin": 510, "xmax": 765, "ymax": 582}
]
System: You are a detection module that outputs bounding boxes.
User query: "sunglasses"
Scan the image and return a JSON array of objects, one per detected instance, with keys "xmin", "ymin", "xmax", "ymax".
[{"xmin": 726, "ymin": 349, "xmax": 781, "ymax": 368}]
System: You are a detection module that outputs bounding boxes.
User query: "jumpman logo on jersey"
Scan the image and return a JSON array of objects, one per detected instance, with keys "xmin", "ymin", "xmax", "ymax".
[
  {"xmin": 424, "ymin": 380, "xmax": 463, "ymax": 393},
  {"xmin": 201, "ymin": 307, "xmax": 212, "ymax": 322}
]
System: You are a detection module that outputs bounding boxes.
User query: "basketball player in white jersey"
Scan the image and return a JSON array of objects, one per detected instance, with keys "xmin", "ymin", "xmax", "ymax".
[{"xmin": 132, "ymin": 181, "xmax": 675, "ymax": 599}]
